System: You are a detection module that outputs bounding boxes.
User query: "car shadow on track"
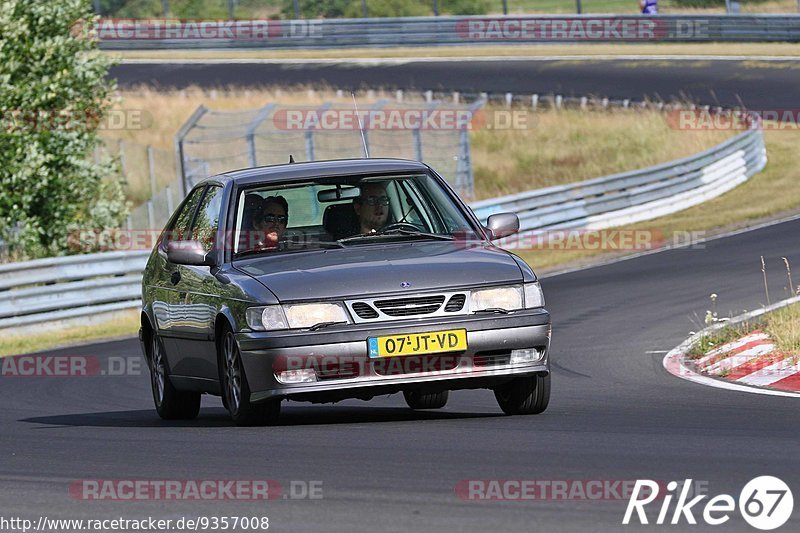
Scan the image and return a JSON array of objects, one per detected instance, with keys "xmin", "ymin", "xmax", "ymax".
[{"xmin": 19, "ymin": 406, "xmax": 504, "ymax": 428}]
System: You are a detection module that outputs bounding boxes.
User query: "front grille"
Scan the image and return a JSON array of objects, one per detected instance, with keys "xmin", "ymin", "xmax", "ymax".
[
  {"xmin": 374, "ymin": 295, "xmax": 446, "ymax": 317},
  {"xmin": 444, "ymin": 294, "xmax": 466, "ymax": 312},
  {"xmin": 373, "ymin": 354, "xmax": 461, "ymax": 376},
  {"xmin": 473, "ymin": 351, "xmax": 511, "ymax": 367},
  {"xmin": 351, "ymin": 302, "xmax": 379, "ymax": 319}
]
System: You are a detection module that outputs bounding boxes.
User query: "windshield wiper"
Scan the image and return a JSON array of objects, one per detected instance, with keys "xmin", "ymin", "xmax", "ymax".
[
  {"xmin": 309, "ymin": 321, "xmax": 348, "ymax": 331},
  {"xmin": 338, "ymin": 229, "xmax": 454, "ymax": 244}
]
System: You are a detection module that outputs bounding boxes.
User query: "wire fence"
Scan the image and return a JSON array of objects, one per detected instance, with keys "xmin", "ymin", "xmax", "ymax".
[{"xmin": 176, "ymin": 94, "xmax": 485, "ymax": 200}]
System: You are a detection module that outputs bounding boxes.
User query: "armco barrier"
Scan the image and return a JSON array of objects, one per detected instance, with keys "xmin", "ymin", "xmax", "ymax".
[
  {"xmin": 0, "ymin": 127, "xmax": 766, "ymax": 333},
  {"xmin": 97, "ymin": 15, "xmax": 800, "ymax": 50},
  {"xmin": 0, "ymin": 251, "xmax": 150, "ymax": 332}
]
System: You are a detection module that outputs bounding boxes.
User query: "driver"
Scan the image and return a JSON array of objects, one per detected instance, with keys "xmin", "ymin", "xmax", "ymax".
[
  {"xmin": 353, "ymin": 182, "xmax": 389, "ymax": 234},
  {"xmin": 253, "ymin": 195, "xmax": 289, "ymax": 250}
]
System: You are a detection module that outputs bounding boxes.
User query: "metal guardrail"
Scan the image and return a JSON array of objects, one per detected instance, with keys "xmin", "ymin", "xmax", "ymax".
[
  {"xmin": 97, "ymin": 15, "xmax": 800, "ymax": 50},
  {"xmin": 0, "ymin": 251, "xmax": 149, "ymax": 331},
  {"xmin": 0, "ymin": 127, "xmax": 767, "ymax": 332}
]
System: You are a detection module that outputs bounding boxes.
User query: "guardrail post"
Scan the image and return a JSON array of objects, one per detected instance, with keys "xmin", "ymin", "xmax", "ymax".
[{"xmin": 174, "ymin": 105, "xmax": 208, "ymax": 197}]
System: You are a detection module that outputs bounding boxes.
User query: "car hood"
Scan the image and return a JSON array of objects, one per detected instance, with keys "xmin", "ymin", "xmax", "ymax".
[{"xmin": 234, "ymin": 241, "xmax": 523, "ymax": 301}]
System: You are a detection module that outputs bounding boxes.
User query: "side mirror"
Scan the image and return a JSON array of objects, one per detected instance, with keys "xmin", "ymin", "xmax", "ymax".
[
  {"xmin": 486, "ymin": 213, "xmax": 520, "ymax": 240},
  {"xmin": 167, "ymin": 240, "xmax": 214, "ymax": 266}
]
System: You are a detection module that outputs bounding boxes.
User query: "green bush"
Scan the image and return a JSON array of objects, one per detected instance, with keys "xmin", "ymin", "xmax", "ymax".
[{"xmin": 0, "ymin": 0, "xmax": 128, "ymax": 259}]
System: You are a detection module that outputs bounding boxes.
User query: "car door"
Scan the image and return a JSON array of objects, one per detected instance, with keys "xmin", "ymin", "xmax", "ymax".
[
  {"xmin": 169, "ymin": 184, "xmax": 225, "ymax": 384},
  {"xmin": 152, "ymin": 186, "xmax": 205, "ymax": 363}
]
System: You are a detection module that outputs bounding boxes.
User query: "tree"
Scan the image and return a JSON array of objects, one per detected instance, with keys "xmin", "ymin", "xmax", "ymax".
[{"xmin": 0, "ymin": 0, "xmax": 128, "ymax": 259}]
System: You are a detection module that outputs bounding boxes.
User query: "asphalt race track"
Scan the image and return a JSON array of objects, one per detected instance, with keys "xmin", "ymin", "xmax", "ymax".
[
  {"xmin": 2, "ymin": 218, "xmax": 800, "ymax": 532},
  {"xmin": 111, "ymin": 59, "xmax": 800, "ymax": 108}
]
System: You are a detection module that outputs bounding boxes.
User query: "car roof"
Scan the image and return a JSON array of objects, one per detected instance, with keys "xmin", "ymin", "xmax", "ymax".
[{"xmin": 202, "ymin": 158, "xmax": 431, "ymax": 187}]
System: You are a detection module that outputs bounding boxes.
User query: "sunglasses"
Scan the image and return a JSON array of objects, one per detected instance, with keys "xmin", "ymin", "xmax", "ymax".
[
  {"xmin": 361, "ymin": 195, "xmax": 390, "ymax": 206},
  {"xmin": 263, "ymin": 214, "xmax": 288, "ymax": 224}
]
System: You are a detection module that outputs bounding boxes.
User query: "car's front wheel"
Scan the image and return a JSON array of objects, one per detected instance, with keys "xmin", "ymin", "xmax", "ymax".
[
  {"xmin": 219, "ymin": 326, "xmax": 281, "ymax": 426},
  {"xmin": 494, "ymin": 374, "xmax": 550, "ymax": 415},
  {"xmin": 149, "ymin": 332, "xmax": 201, "ymax": 420},
  {"xmin": 403, "ymin": 390, "xmax": 449, "ymax": 410}
]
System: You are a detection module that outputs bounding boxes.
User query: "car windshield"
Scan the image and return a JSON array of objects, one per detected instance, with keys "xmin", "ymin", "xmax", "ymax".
[{"xmin": 231, "ymin": 172, "xmax": 482, "ymax": 258}]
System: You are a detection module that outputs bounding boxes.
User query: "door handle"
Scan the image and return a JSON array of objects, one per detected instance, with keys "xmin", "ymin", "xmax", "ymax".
[{"xmin": 170, "ymin": 271, "xmax": 181, "ymax": 285}]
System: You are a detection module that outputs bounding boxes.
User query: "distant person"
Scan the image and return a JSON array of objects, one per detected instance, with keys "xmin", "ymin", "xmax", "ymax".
[
  {"xmin": 353, "ymin": 182, "xmax": 389, "ymax": 234},
  {"xmin": 640, "ymin": 0, "xmax": 658, "ymax": 14}
]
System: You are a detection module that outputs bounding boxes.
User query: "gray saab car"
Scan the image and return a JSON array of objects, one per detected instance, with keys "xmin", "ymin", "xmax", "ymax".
[{"xmin": 139, "ymin": 159, "xmax": 551, "ymax": 425}]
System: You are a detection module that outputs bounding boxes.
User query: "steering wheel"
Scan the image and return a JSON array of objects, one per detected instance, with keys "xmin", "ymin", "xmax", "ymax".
[{"xmin": 381, "ymin": 222, "xmax": 424, "ymax": 233}]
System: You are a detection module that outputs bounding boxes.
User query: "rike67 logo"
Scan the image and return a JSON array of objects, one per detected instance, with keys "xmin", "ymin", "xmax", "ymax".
[{"xmin": 623, "ymin": 477, "xmax": 793, "ymax": 530}]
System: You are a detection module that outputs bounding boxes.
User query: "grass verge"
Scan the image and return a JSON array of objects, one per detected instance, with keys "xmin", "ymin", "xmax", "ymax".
[{"xmin": 0, "ymin": 310, "xmax": 140, "ymax": 357}]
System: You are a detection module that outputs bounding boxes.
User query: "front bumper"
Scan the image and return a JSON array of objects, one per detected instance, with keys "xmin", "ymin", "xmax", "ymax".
[{"xmin": 236, "ymin": 309, "xmax": 551, "ymax": 403}]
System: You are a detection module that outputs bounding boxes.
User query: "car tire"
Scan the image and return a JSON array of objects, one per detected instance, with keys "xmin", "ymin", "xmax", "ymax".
[
  {"xmin": 149, "ymin": 332, "xmax": 201, "ymax": 420},
  {"xmin": 493, "ymin": 374, "xmax": 550, "ymax": 415},
  {"xmin": 219, "ymin": 326, "xmax": 281, "ymax": 426},
  {"xmin": 403, "ymin": 390, "xmax": 449, "ymax": 410}
]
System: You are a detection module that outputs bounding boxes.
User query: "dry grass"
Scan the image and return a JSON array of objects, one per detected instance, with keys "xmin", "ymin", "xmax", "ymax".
[
  {"xmin": 515, "ymin": 127, "xmax": 800, "ymax": 273},
  {"xmin": 765, "ymin": 303, "xmax": 800, "ymax": 354},
  {"xmin": 109, "ymin": 42, "xmax": 800, "ymax": 62},
  {"xmin": 471, "ymin": 107, "xmax": 730, "ymax": 198},
  {"xmin": 0, "ymin": 310, "xmax": 140, "ymax": 357}
]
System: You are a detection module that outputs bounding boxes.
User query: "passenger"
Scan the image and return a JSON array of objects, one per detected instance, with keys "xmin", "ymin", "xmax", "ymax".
[
  {"xmin": 353, "ymin": 182, "xmax": 389, "ymax": 234},
  {"xmin": 253, "ymin": 195, "xmax": 289, "ymax": 250}
]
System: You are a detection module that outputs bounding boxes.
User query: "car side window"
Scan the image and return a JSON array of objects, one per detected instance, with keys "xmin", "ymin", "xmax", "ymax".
[
  {"xmin": 190, "ymin": 185, "xmax": 223, "ymax": 252},
  {"xmin": 161, "ymin": 186, "xmax": 205, "ymax": 249}
]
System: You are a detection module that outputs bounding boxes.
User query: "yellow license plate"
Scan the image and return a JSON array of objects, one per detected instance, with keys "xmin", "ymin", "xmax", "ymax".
[{"xmin": 367, "ymin": 329, "xmax": 467, "ymax": 358}]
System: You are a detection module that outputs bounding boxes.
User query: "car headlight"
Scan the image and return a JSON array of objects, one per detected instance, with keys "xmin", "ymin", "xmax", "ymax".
[
  {"xmin": 469, "ymin": 286, "xmax": 523, "ymax": 312},
  {"xmin": 246, "ymin": 306, "xmax": 289, "ymax": 331},
  {"xmin": 247, "ymin": 303, "xmax": 351, "ymax": 331},
  {"xmin": 523, "ymin": 282, "xmax": 545, "ymax": 309},
  {"xmin": 283, "ymin": 302, "xmax": 350, "ymax": 329}
]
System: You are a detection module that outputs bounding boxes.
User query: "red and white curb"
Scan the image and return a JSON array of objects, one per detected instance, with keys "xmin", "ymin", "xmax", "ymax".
[{"xmin": 663, "ymin": 295, "xmax": 800, "ymax": 398}]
